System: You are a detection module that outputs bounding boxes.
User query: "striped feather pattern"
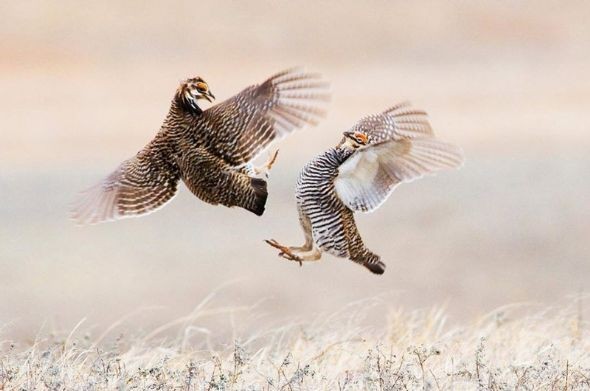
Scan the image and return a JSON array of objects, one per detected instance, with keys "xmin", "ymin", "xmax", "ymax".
[
  {"xmin": 296, "ymin": 146, "xmax": 386, "ymax": 273},
  {"xmin": 296, "ymin": 148, "xmax": 352, "ymax": 257},
  {"xmin": 349, "ymin": 101, "xmax": 433, "ymax": 143},
  {"xmin": 71, "ymin": 147, "xmax": 180, "ymax": 225},
  {"xmin": 294, "ymin": 102, "xmax": 463, "ymax": 274},
  {"xmin": 334, "ymin": 102, "xmax": 464, "ymax": 213},
  {"xmin": 296, "ymin": 147, "xmax": 376, "ymax": 267},
  {"xmin": 72, "ymin": 68, "xmax": 328, "ymax": 224},
  {"xmin": 201, "ymin": 68, "xmax": 330, "ymax": 166},
  {"xmin": 178, "ymin": 147, "xmax": 268, "ymax": 216}
]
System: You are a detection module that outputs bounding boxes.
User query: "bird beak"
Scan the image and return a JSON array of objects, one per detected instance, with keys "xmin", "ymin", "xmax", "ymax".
[
  {"xmin": 203, "ymin": 90, "xmax": 215, "ymax": 103},
  {"xmin": 343, "ymin": 131, "xmax": 354, "ymax": 139}
]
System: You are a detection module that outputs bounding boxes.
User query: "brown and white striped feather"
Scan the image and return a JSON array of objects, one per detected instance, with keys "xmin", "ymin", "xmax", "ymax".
[
  {"xmin": 335, "ymin": 103, "xmax": 463, "ymax": 213},
  {"xmin": 201, "ymin": 68, "xmax": 330, "ymax": 166},
  {"xmin": 71, "ymin": 150, "xmax": 180, "ymax": 225},
  {"xmin": 71, "ymin": 68, "xmax": 329, "ymax": 224},
  {"xmin": 349, "ymin": 101, "xmax": 434, "ymax": 143}
]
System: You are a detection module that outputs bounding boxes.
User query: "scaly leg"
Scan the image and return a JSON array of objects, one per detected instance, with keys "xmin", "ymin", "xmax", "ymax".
[
  {"xmin": 265, "ymin": 239, "xmax": 303, "ymax": 265},
  {"xmin": 265, "ymin": 208, "xmax": 321, "ymax": 266},
  {"xmin": 294, "ymin": 247, "xmax": 322, "ymax": 261},
  {"xmin": 288, "ymin": 206, "xmax": 314, "ymax": 251},
  {"xmin": 265, "ymin": 239, "xmax": 323, "ymax": 266}
]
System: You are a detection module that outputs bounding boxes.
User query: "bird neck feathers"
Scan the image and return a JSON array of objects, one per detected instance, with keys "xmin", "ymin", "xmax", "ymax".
[
  {"xmin": 337, "ymin": 137, "xmax": 360, "ymax": 153},
  {"xmin": 332, "ymin": 144, "xmax": 356, "ymax": 162},
  {"xmin": 173, "ymin": 88, "xmax": 203, "ymax": 116}
]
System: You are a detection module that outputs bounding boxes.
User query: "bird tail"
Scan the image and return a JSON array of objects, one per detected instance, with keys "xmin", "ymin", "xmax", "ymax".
[
  {"xmin": 246, "ymin": 177, "xmax": 268, "ymax": 216},
  {"xmin": 353, "ymin": 249, "xmax": 386, "ymax": 275}
]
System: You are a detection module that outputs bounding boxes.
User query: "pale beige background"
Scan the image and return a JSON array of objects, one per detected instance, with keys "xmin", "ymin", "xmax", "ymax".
[{"xmin": 1, "ymin": 1, "xmax": 589, "ymax": 339}]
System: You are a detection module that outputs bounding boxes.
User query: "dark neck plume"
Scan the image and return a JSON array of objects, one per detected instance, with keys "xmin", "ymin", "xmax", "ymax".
[
  {"xmin": 333, "ymin": 144, "xmax": 355, "ymax": 163},
  {"xmin": 173, "ymin": 88, "xmax": 203, "ymax": 116}
]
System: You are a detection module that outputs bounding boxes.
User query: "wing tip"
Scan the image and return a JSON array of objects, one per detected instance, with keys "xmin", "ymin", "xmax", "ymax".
[
  {"xmin": 382, "ymin": 101, "xmax": 412, "ymax": 114},
  {"xmin": 69, "ymin": 185, "xmax": 118, "ymax": 226},
  {"xmin": 270, "ymin": 67, "xmax": 330, "ymax": 90}
]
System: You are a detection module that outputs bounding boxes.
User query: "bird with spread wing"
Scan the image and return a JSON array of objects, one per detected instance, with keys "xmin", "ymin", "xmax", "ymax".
[
  {"xmin": 72, "ymin": 68, "xmax": 329, "ymax": 224},
  {"xmin": 265, "ymin": 102, "xmax": 464, "ymax": 274}
]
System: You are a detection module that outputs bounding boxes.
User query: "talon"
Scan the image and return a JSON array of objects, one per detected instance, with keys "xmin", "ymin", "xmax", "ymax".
[
  {"xmin": 265, "ymin": 239, "xmax": 282, "ymax": 249},
  {"xmin": 266, "ymin": 149, "xmax": 279, "ymax": 170},
  {"xmin": 265, "ymin": 239, "xmax": 287, "ymax": 252},
  {"xmin": 253, "ymin": 150, "xmax": 280, "ymax": 179},
  {"xmin": 279, "ymin": 251, "xmax": 303, "ymax": 265},
  {"xmin": 265, "ymin": 239, "xmax": 302, "ymax": 265}
]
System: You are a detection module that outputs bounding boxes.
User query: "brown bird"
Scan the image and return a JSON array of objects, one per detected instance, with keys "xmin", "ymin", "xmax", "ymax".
[
  {"xmin": 72, "ymin": 68, "xmax": 329, "ymax": 224},
  {"xmin": 265, "ymin": 102, "xmax": 464, "ymax": 274}
]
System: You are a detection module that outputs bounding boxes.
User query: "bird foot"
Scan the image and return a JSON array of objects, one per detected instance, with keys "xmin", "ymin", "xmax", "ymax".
[
  {"xmin": 253, "ymin": 150, "xmax": 279, "ymax": 179},
  {"xmin": 264, "ymin": 239, "xmax": 303, "ymax": 266},
  {"xmin": 265, "ymin": 149, "xmax": 279, "ymax": 170}
]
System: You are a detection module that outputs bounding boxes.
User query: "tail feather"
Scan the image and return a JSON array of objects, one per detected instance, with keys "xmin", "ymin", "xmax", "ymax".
[
  {"xmin": 246, "ymin": 177, "xmax": 268, "ymax": 216},
  {"xmin": 353, "ymin": 250, "xmax": 386, "ymax": 275}
]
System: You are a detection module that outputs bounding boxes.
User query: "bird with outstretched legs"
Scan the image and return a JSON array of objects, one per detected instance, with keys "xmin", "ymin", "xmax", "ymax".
[{"xmin": 266, "ymin": 102, "xmax": 464, "ymax": 274}]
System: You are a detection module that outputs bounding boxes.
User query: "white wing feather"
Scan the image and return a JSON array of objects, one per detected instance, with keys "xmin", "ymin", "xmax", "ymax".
[{"xmin": 335, "ymin": 138, "xmax": 464, "ymax": 213}]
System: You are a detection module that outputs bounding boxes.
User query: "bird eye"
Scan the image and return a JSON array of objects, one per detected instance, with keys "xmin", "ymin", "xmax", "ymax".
[
  {"xmin": 196, "ymin": 82, "xmax": 208, "ymax": 93},
  {"xmin": 354, "ymin": 133, "xmax": 368, "ymax": 144}
]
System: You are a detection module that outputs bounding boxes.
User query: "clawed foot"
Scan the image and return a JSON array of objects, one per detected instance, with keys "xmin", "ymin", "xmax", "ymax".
[
  {"xmin": 254, "ymin": 150, "xmax": 280, "ymax": 178},
  {"xmin": 265, "ymin": 149, "xmax": 279, "ymax": 170},
  {"xmin": 264, "ymin": 239, "xmax": 302, "ymax": 266}
]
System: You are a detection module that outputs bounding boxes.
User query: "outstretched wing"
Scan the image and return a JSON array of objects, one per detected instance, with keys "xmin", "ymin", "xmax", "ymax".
[
  {"xmin": 71, "ymin": 147, "xmax": 180, "ymax": 225},
  {"xmin": 349, "ymin": 101, "xmax": 434, "ymax": 143},
  {"xmin": 202, "ymin": 68, "xmax": 330, "ymax": 166},
  {"xmin": 335, "ymin": 104, "xmax": 464, "ymax": 213}
]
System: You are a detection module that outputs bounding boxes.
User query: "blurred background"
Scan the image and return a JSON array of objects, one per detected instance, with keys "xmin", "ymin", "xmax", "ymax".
[{"xmin": 1, "ymin": 1, "xmax": 589, "ymax": 339}]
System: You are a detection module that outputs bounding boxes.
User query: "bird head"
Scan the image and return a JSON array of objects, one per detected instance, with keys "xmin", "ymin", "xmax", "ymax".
[
  {"xmin": 341, "ymin": 131, "xmax": 370, "ymax": 149},
  {"xmin": 175, "ymin": 77, "xmax": 216, "ymax": 114}
]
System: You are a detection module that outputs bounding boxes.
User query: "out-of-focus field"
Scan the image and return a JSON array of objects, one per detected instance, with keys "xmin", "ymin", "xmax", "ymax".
[
  {"xmin": 1, "ymin": 299, "xmax": 589, "ymax": 390},
  {"xmin": 1, "ymin": 0, "xmax": 590, "ymax": 346}
]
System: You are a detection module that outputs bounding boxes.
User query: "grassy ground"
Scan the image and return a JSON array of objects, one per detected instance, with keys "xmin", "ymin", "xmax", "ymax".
[{"xmin": 1, "ymin": 297, "xmax": 588, "ymax": 390}]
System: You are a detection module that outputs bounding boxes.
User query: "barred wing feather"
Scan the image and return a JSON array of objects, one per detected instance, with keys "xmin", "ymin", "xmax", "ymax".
[
  {"xmin": 349, "ymin": 102, "xmax": 434, "ymax": 143},
  {"xmin": 203, "ymin": 68, "xmax": 330, "ymax": 166},
  {"xmin": 71, "ymin": 150, "xmax": 180, "ymax": 225}
]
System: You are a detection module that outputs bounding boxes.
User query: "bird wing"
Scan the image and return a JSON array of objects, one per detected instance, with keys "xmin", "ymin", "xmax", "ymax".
[
  {"xmin": 202, "ymin": 68, "xmax": 329, "ymax": 166},
  {"xmin": 349, "ymin": 101, "xmax": 434, "ymax": 143},
  {"xmin": 335, "ymin": 138, "xmax": 464, "ymax": 213},
  {"xmin": 71, "ymin": 147, "xmax": 180, "ymax": 224}
]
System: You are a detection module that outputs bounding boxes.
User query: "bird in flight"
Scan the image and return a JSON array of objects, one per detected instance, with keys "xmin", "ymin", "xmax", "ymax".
[
  {"xmin": 265, "ymin": 102, "xmax": 464, "ymax": 274},
  {"xmin": 72, "ymin": 68, "xmax": 329, "ymax": 224}
]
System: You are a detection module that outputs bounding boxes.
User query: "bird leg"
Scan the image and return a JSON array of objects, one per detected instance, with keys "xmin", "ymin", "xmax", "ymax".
[
  {"xmin": 288, "ymin": 208, "xmax": 314, "ymax": 252},
  {"xmin": 253, "ymin": 150, "xmax": 279, "ymax": 178},
  {"xmin": 288, "ymin": 229, "xmax": 314, "ymax": 252},
  {"xmin": 265, "ymin": 239, "xmax": 322, "ymax": 265},
  {"xmin": 293, "ymin": 247, "xmax": 322, "ymax": 262},
  {"xmin": 265, "ymin": 239, "xmax": 302, "ymax": 265}
]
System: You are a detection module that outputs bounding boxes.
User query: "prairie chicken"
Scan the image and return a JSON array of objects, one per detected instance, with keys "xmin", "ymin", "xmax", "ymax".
[
  {"xmin": 266, "ymin": 102, "xmax": 464, "ymax": 274},
  {"xmin": 72, "ymin": 68, "xmax": 329, "ymax": 224}
]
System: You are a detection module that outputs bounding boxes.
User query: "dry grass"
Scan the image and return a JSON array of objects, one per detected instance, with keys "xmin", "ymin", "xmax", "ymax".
[{"xmin": 1, "ymin": 295, "xmax": 589, "ymax": 390}]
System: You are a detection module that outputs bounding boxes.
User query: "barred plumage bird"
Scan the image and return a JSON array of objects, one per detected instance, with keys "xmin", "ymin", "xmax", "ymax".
[
  {"xmin": 72, "ymin": 68, "xmax": 329, "ymax": 224},
  {"xmin": 265, "ymin": 102, "xmax": 464, "ymax": 274}
]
